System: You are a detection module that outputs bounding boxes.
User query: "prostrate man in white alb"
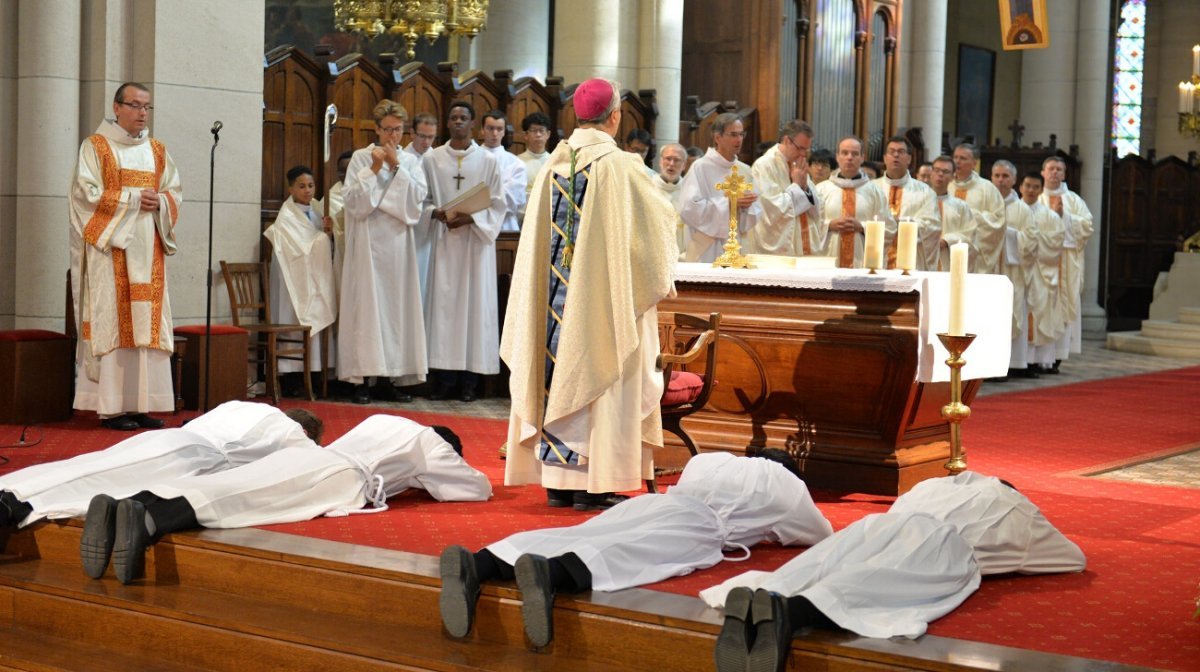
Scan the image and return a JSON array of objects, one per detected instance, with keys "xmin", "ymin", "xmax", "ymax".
[
  {"xmin": 440, "ymin": 449, "xmax": 833, "ymax": 648},
  {"xmin": 928, "ymin": 156, "xmax": 977, "ymax": 271},
  {"xmin": 873, "ymin": 135, "xmax": 939, "ymax": 270},
  {"xmin": 812, "ymin": 135, "xmax": 891, "ymax": 268},
  {"xmin": 419, "ymin": 101, "xmax": 507, "ymax": 402},
  {"xmin": 1019, "ymin": 171, "xmax": 1067, "ymax": 372},
  {"xmin": 81, "ymin": 415, "xmax": 491, "ymax": 584},
  {"xmin": 339, "ymin": 100, "xmax": 430, "ymax": 405},
  {"xmin": 707, "ymin": 472, "xmax": 1085, "ymax": 672},
  {"xmin": 0, "ymin": 401, "xmax": 322, "ymax": 529},
  {"xmin": 69, "ymin": 82, "xmax": 183, "ymax": 431},
  {"xmin": 652, "ymin": 142, "xmax": 688, "ymax": 257},
  {"xmin": 951, "ymin": 143, "xmax": 1006, "ymax": 274},
  {"xmin": 990, "ymin": 160, "xmax": 1038, "ymax": 379},
  {"xmin": 264, "ymin": 165, "xmax": 338, "ymax": 396},
  {"xmin": 1039, "ymin": 156, "xmax": 1093, "ymax": 361},
  {"xmin": 403, "ymin": 112, "xmax": 438, "ymax": 160},
  {"xmin": 479, "ymin": 109, "xmax": 528, "ymax": 233},
  {"xmin": 516, "ymin": 111, "xmax": 554, "ymax": 221},
  {"xmin": 749, "ymin": 120, "xmax": 822, "ymax": 257},
  {"xmin": 679, "ymin": 113, "xmax": 762, "ymax": 262},
  {"xmin": 501, "ymin": 78, "xmax": 676, "ymax": 512}
]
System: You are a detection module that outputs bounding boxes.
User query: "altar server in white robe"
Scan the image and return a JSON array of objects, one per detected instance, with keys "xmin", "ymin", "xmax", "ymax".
[
  {"xmin": 313, "ymin": 150, "xmax": 352, "ymax": 295},
  {"xmin": 403, "ymin": 112, "xmax": 438, "ymax": 160},
  {"xmin": 439, "ymin": 449, "xmax": 833, "ymax": 647},
  {"xmin": 1020, "ymin": 172, "xmax": 1068, "ymax": 368},
  {"xmin": 874, "ymin": 136, "xmax": 939, "ymax": 270},
  {"xmin": 653, "ymin": 142, "xmax": 688, "ymax": 257},
  {"xmin": 82, "ymin": 415, "xmax": 491, "ymax": 584},
  {"xmin": 0, "ymin": 401, "xmax": 320, "ymax": 529},
  {"xmin": 339, "ymin": 100, "xmax": 430, "ymax": 405},
  {"xmin": 951, "ymin": 144, "xmax": 1006, "ymax": 274},
  {"xmin": 929, "ymin": 156, "xmax": 978, "ymax": 271},
  {"xmin": 1039, "ymin": 156, "xmax": 1093, "ymax": 357},
  {"xmin": 69, "ymin": 82, "xmax": 183, "ymax": 431},
  {"xmin": 517, "ymin": 111, "xmax": 554, "ymax": 221},
  {"xmin": 264, "ymin": 165, "xmax": 337, "ymax": 381},
  {"xmin": 479, "ymin": 109, "xmax": 528, "ymax": 233},
  {"xmin": 419, "ymin": 101, "xmax": 508, "ymax": 402},
  {"xmin": 750, "ymin": 120, "xmax": 823, "ymax": 257},
  {"xmin": 707, "ymin": 472, "xmax": 1085, "ymax": 672},
  {"xmin": 812, "ymin": 136, "xmax": 891, "ymax": 268},
  {"xmin": 990, "ymin": 161, "xmax": 1038, "ymax": 374},
  {"xmin": 679, "ymin": 113, "xmax": 763, "ymax": 262}
]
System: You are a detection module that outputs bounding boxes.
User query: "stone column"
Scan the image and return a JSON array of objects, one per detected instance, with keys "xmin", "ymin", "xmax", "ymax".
[
  {"xmin": 0, "ymin": 0, "xmax": 18, "ymax": 329},
  {"xmin": 1018, "ymin": 0, "xmax": 1080, "ymax": 146},
  {"xmin": 553, "ymin": 0, "xmax": 638, "ymax": 86},
  {"xmin": 637, "ymin": 0, "xmax": 683, "ymax": 145},
  {"xmin": 1074, "ymin": 4, "xmax": 1112, "ymax": 338},
  {"xmin": 905, "ymin": 0, "xmax": 947, "ymax": 154},
  {"xmin": 14, "ymin": 1, "xmax": 82, "ymax": 330},
  {"xmin": 469, "ymin": 0, "xmax": 550, "ymax": 79}
]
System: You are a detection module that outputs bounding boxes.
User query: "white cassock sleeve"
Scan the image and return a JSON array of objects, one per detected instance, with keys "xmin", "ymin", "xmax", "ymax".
[
  {"xmin": 343, "ymin": 152, "xmax": 427, "ymax": 227},
  {"xmin": 415, "ymin": 441, "xmax": 493, "ymax": 502}
]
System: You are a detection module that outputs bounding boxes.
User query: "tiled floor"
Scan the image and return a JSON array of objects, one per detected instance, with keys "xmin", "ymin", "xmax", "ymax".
[{"xmin": 335, "ymin": 339, "xmax": 1200, "ymax": 487}]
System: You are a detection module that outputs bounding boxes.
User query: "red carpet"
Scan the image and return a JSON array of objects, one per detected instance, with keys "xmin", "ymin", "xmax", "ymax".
[{"xmin": 3, "ymin": 367, "xmax": 1199, "ymax": 670}]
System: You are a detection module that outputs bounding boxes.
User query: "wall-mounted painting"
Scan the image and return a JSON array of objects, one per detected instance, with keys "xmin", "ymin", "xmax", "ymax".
[
  {"xmin": 956, "ymin": 45, "xmax": 996, "ymax": 145},
  {"xmin": 999, "ymin": 0, "xmax": 1050, "ymax": 51}
]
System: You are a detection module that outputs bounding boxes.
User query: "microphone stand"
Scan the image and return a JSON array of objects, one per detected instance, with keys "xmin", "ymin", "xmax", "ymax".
[{"xmin": 203, "ymin": 124, "xmax": 221, "ymax": 412}]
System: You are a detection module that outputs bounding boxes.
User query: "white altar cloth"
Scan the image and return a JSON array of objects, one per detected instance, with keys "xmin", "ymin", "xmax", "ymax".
[{"xmin": 672, "ymin": 263, "xmax": 1012, "ymax": 383}]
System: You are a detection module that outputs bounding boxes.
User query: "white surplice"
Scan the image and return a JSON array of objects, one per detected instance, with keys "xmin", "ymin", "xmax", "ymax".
[
  {"xmin": 750, "ymin": 145, "xmax": 823, "ymax": 256},
  {"xmin": 313, "ymin": 181, "xmax": 346, "ymax": 295},
  {"xmin": 516, "ymin": 149, "xmax": 549, "ymax": 222},
  {"xmin": 143, "ymin": 415, "xmax": 491, "ymax": 528},
  {"xmin": 481, "ymin": 144, "xmax": 528, "ymax": 232},
  {"xmin": 265, "ymin": 197, "xmax": 337, "ymax": 373},
  {"xmin": 1025, "ymin": 199, "xmax": 1067, "ymax": 364},
  {"xmin": 1039, "ymin": 184, "xmax": 1093, "ymax": 355},
  {"xmin": 338, "ymin": 145, "xmax": 429, "ymax": 385},
  {"xmin": 998, "ymin": 192, "xmax": 1038, "ymax": 367},
  {"xmin": 420, "ymin": 141, "xmax": 507, "ymax": 375},
  {"xmin": 935, "ymin": 194, "xmax": 978, "ymax": 271},
  {"xmin": 651, "ymin": 173, "xmax": 687, "ymax": 258},
  {"xmin": 0, "ymin": 401, "xmax": 312, "ymax": 526},
  {"xmin": 679, "ymin": 148, "xmax": 763, "ymax": 262},
  {"xmin": 953, "ymin": 172, "xmax": 1007, "ymax": 275},
  {"xmin": 489, "ymin": 453, "xmax": 832, "ymax": 591},
  {"xmin": 873, "ymin": 173, "xmax": 940, "ymax": 271},
  {"xmin": 812, "ymin": 171, "xmax": 892, "ymax": 267}
]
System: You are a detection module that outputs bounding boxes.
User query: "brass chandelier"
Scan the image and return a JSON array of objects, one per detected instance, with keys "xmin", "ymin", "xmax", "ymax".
[{"xmin": 333, "ymin": 0, "xmax": 490, "ymax": 61}]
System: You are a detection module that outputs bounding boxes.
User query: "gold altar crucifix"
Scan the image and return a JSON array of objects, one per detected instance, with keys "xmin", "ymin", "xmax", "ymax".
[{"xmin": 712, "ymin": 164, "xmax": 754, "ymax": 269}]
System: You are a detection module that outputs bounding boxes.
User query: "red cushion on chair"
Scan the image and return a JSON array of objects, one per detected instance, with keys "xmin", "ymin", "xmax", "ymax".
[
  {"xmin": 174, "ymin": 324, "xmax": 248, "ymax": 336},
  {"xmin": 662, "ymin": 370, "xmax": 704, "ymax": 405},
  {"xmin": 0, "ymin": 329, "xmax": 71, "ymax": 342}
]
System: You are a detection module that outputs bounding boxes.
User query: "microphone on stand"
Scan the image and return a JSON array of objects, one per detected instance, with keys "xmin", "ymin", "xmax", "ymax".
[
  {"xmin": 211, "ymin": 120, "xmax": 223, "ymax": 142},
  {"xmin": 202, "ymin": 120, "xmax": 224, "ymax": 411}
]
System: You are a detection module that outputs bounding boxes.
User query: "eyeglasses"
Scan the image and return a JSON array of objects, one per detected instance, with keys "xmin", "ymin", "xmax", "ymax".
[
  {"xmin": 118, "ymin": 102, "xmax": 153, "ymax": 113},
  {"xmin": 885, "ymin": 148, "xmax": 908, "ymax": 156},
  {"xmin": 378, "ymin": 125, "xmax": 404, "ymax": 134},
  {"xmin": 931, "ymin": 167, "xmax": 953, "ymax": 176}
]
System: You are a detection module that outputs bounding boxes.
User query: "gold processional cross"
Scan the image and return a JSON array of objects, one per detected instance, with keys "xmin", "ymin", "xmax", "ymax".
[{"xmin": 712, "ymin": 164, "xmax": 754, "ymax": 269}]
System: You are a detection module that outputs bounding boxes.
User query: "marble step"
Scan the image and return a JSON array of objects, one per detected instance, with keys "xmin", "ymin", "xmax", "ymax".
[
  {"xmin": 1106, "ymin": 331, "xmax": 1200, "ymax": 358},
  {"xmin": 1179, "ymin": 307, "xmax": 1200, "ymax": 325},
  {"xmin": 1140, "ymin": 319, "xmax": 1200, "ymax": 341}
]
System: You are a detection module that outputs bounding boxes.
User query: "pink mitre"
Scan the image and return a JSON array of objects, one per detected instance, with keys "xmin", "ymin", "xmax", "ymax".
[{"xmin": 574, "ymin": 78, "xmax": 614, "ymax": 120}]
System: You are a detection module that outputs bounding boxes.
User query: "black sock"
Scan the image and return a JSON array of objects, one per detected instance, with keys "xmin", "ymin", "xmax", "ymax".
[
  {"xmin": 550, "ymin": 552, "xmax": 592, "ymax": 593},
  {"xmin": 475, "ymin": 548, "xmax": 513, "ymax": 582},
  {"xmin": 131, "ymin": 491, "xmax": 199, "ymax": 541},
  {"xmin": 785, "ymin": 595, "xmax": 838, "ymax": 632},
  {"xmin": 0, "ymin": 490, "xmax": 32, "ymax": 527}
]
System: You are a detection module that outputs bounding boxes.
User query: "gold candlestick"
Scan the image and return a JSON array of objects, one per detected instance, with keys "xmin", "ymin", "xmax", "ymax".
[
  {"xmin": 712, "ymin": 165, "xmax": 754, "ymax": 269},
  {"xmin": 937, "ymin": 332, "xmax": 976, "ymax": 475}
]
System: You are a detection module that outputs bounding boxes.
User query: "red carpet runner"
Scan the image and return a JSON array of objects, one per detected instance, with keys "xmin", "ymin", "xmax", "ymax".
[{"xmin": 3, "ymin": 366, "xmax": 1198, "ymax": 670}]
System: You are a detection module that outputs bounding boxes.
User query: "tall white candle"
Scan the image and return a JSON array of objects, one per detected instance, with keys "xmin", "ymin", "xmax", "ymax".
[
  {"xmin": 1192, "ymin": 44, "xmax": 1199, "ymax": 78},
  {"xmin": 1181, "ymin": 82, "xmax": 1190, "ymax": 114},
  {"xmin": 863, "ymin": 220, "xmax": 885, "ymax": 269},
  {"xmin": 948, "ymin": 242, "xmax": 968, "ymax": 336},
  {"xmin": 896, "ymin": 219, "xmax": 918, "ymax": 271}
]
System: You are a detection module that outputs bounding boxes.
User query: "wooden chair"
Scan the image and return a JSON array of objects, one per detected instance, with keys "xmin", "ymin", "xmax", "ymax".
[
  {"xmin": 219, "ymin": 261, "xmax": 313, "ymax": 404},
  {"xmin": 648, "ymin": 312, "xmax": 720, "ymax": 492}
]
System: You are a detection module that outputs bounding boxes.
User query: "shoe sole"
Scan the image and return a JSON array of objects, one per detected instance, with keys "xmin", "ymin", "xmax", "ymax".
[
  {"xmin": 748, "ymin": 589, "xmax": 787, "ymax": 672},
  {"xmin": 80, "ymin": 495, "xmax": 117, "ymax": 579},
  {"xmin": 112, "ymin": 499, "xmax": 148, "ymax": 585},
  {"xmin": 713, "ymin": 586, "xmax": 753, "ymax": 672},
  {"xmin": 515, "ymin": 554, "xmax": 554, "ymax": 648},
  {"xmin": 439, "ymin": 546, "xmax": 478, "ymax": 638}
]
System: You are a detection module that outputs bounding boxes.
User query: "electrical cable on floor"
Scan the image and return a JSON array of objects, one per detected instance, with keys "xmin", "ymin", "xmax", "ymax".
[{"xmin": 0, "ymin": 426, "xmax": 44, "ymax": 464}]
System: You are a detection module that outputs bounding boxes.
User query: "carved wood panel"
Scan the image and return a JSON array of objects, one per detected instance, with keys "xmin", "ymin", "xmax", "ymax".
[
  {"xmin": 507, "ymin": 76, "xmax": 560, "ymax": 155},
  {"xmin": 262, "ymin": 48, "xmax": 322, "ymax": 216},
  {"xmin": 329, "ymin": 55, "xmax": 389, "ymax": 190},
  {"xmin": 392, "ymin": 62, "xmax": 450, "ymax": 148}
]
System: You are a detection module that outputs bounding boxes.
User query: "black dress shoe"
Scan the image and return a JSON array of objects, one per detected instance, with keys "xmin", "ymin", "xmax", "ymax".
[
  {"xmin": 101, "ymin": 416, "xmax": 140, "ymax": 431},
  {"xmin": 80, "ymin": 494, "xmax": 118, "ymax": 579},
  {"xmin": 459, "ymin": 390, "xmax": 477, "ymax": 403},
  {"xmin": 439, "ymin": 545, "xmax": 481, "ymax": 638},
  {"xmin": 371, "ymin": 380, "xmax": 398, "ymax": 401},
  {"xmin": 112, "ymin": 499, "xmax": 150, "ymax": 585},
  {"xmin": 747, "ymin": 589, "xmax": 791, "ymax": 672},
  {"xmin": 129, "ymin": 413, "xmax": 165, "ymax": 429},
  {"xmin": 427, "ymin": 385, "xmax": 454, "ymax": 401},
  {"xmin": 352, "ymin": 384, "xmax": 371, "ymax": 404},
  {"xmin": 515, "ymin": 554, "xmax": 555, "ymax": 648},
  {"xmin": 396, "ymin": 393, "xmax": 414, "ymax": 403},
  {"xmin": 714, "ymin": 586, "xmax": 754, "ymax": 672},
  {"xmin": 546, "ymin": 489, "xmax": 576, "ymax": 508},
  {"xmin": 573, "ymin": 492, "xmax": 629, "ymax": 512}
]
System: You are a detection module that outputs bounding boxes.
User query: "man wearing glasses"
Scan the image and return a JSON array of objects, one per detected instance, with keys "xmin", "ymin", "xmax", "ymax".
[
  {"xmin": 679, "ymin": 113, "xmax": 762, "ymax": 263},
  {"xmin": 750, "ymin": 120, "xmax": 822, "ymax": 257},
  {"xmin": 874, "ymin": 135, "xmax": 939, "ymax": 270},
  {"xmin": 404, "ymin": 113, "xmax": 438, "ymax": 159},
  {"xmin": 516, "ymin": 111, "xmax": 554, "ymax": 222},
  {"xmin": 69, "ymin": 82, "xmax": 183, "ymax": 431}
]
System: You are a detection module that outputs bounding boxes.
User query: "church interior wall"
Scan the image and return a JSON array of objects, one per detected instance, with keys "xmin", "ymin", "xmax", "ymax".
[
  {"xmin": 0, "ymin": 0, "xmax": 16, "ymax": 329},
  {"xmin": 1145, "ymin": 0, "xmax": 1200, "ymax": 158},
  {"xmin": 943, "ymin": 0, "xmax": 1022, "ymax": 147}
]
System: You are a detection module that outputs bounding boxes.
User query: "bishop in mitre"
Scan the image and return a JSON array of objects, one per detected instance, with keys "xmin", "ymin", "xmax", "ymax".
[{"xmin": 502, "ymin": 78, "xmax": 676, "ymax": 511}]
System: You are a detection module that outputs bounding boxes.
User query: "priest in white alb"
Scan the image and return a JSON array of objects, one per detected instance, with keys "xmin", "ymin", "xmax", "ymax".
[
  {"xmin": 750, "ymin": 120, "xmax": 823, "ymax": 257},
  {"xmin": 812, "ymin": 136, "xmax": 891, "ymax": 267},
  {"xmin": 69, "ymin": 82, "xmax": 182, "ymax": 431},
  {"xmin": 874, "ymin": 136, "xmax": 939, "ymax": 270},
  {"xmin": 502, "ymin": 78, "xmax": 676, "ymax": 511},
  {"xmin": 928, "ymin": 156, "xmax": 978, "ymax": 271},
  {"xmin": 679, "ymin": 113, "xmax": 763, "ymax": 262},
  {"xmin": 990, "ymin": 160, "xmax": 1038, "ymax": 376},
  {"xmin": 951, "ymin": 143, "xmax": 1006, "ymax": 274},
  {"xmin": 517, "ymin": 111, "xmax": 554, "ymax": 221},
  {"xmin": 1020, "ymin": 172, "xmax": 1067, "ymax": 369},
  {"xmin": 339, "ymin": 100, "xmax": 430, "ymax": 405},
  {"xmin": 479, "ymin": 109, "xmax": 528, "ymax": 232},
  {"xmin": 1040, "ymin": 156, "xmax": 1093, "ymax": 357},
  {"xmin": 652, "ymin": 143, "xmax": 688, "ymax": 257},
  {"xmin": 419, "ymin": 101, "xmax": 507, "ymax": 402}
]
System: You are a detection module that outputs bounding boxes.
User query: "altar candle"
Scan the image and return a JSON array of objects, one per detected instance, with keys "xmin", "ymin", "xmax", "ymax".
[
  {"xmin": 1181, "ymin": 83, "xmax": 1190, "ymax": 114},
  {"xmin": 1193, "ymin": 44, "xmax": 1199, "ymax": 78},
  {"xmin": 863, "ymin": 220, "xmax": 885, "ymax": 269},
  {"xmin": 948, "ymin": 242, "xmax": 968, "ymax": 336},
  {"xmin": 896, "ymin": 218, "xmax": 918, "ymax": 271}
]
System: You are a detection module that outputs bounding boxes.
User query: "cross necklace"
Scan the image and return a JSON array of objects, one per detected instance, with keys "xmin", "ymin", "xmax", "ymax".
[{"xmin": 453, "ymin": 155, "xmax": 465, "ymax": 190}]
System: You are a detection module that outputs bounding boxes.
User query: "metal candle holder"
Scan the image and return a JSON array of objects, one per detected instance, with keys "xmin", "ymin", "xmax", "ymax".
[{"xmin": 937, "ymin": 332, "xmax": 976, "ymax": 475}]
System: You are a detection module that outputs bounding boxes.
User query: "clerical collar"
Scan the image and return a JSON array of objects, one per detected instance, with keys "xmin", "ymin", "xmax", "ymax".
[
  {"xmin": 702, "ymin": 147, "xmax": 737, "ymax": 168},
  {"xmin": 936, "ymin": 192, "xmax": 951, "ymax": 200},
  {"xmin": 828, "ymin": 171, "xmax": 869, "ymax": 189},
  {"xmin": 881, "ymin": 173, "xmax": 910, "ymax": 187},
  {"xmin": 1043, "ymin": 183, "xmax": 1069, "ymax": 196},
  {"xmin": 523, "ymin": 150, "xmax": 548, "ymax": 159},
  {"xmin": 657, "ymin": 174, "xmax": 680, "ymax": 185},
  {"xmin": 446, "ymin": 140, "xmax": 477, "ymax": 156},
  {"xmin": 1002, "ymin": 190, "xmax": 1018, "ymax": 204},
  {"xmin": 480, "ymin": 144, "xmax": 505, "ymax": 154},
  {"xmin": 953, "ymin": 172, "xmax": 978, "ymax": 187},
  {"xmin": 98, "ymin": 119, "xmax": 149, "ymax": 145}
]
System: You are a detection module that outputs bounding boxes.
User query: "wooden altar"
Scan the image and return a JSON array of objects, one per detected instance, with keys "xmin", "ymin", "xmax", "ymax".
[{"xmin": 658, "ymin": 266, "xmax": 1011, "ymax": 496}]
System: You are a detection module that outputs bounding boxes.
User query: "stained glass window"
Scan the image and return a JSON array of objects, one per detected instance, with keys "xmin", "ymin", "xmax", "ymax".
[{"xmin": 1111, "ymin": 0, "xmax": 1145, "ymax": 158}]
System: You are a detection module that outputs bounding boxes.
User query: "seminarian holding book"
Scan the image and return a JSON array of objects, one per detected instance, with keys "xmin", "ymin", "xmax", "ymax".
[{"xmin": 417, "ymin": 101, "xmax": 508, "ymax": 403}]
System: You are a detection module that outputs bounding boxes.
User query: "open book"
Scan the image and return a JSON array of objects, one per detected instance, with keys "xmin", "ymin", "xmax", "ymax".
[{"xmin": 442, "ymin": 182, "xmax": 491, "ymax": 217}]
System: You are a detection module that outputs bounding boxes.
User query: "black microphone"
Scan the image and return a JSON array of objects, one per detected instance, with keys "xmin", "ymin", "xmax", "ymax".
[{"xmin": 211, "ymin": 120, "xmax": 223, "ymax": 136}]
